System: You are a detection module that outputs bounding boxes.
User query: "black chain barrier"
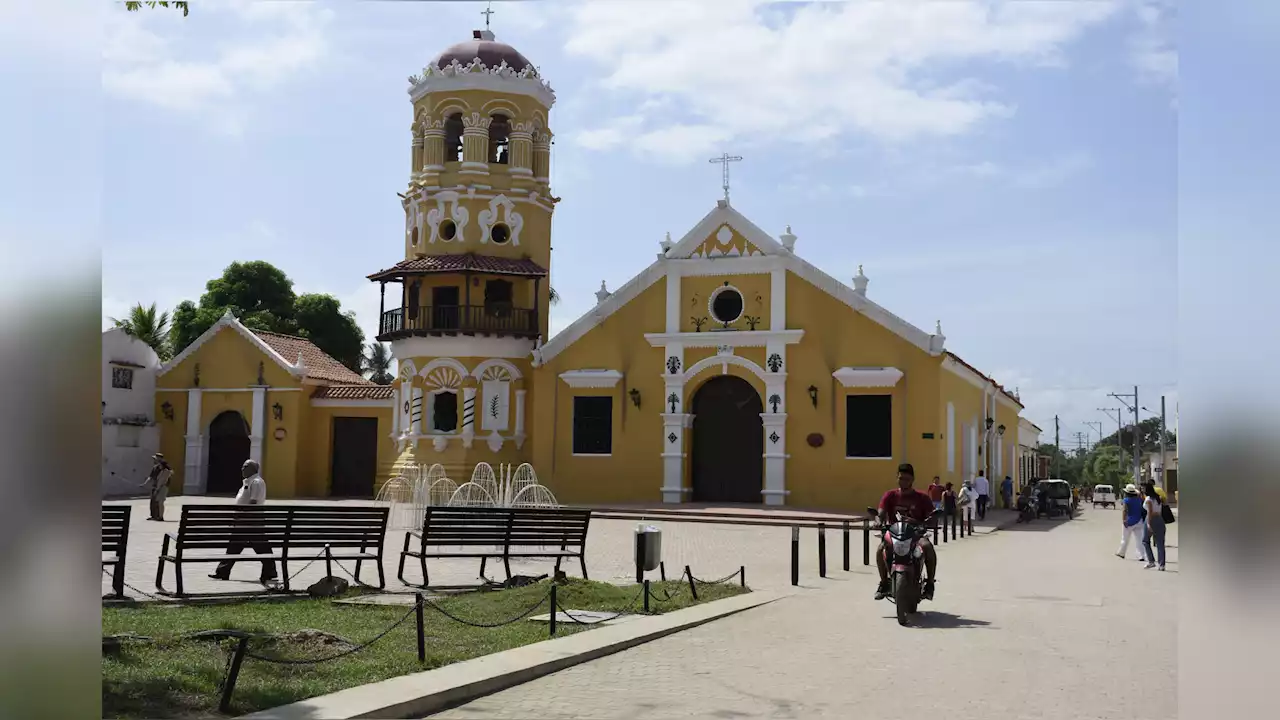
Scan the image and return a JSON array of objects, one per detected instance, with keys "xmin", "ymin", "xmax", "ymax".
[
  {"xmin": 553, "ymin": 584, "xmax": 646, "ymax": 625},
  {"xmin": 244, "ymin": 598, "xmax": 424, "ymax": 665},
  {"xmin": 418, "ymin": 585, "xmax": 555, "ymax": 628},
  {"xmin": 687, "ymin": 567, "xmax": 745, "ymax": 586}
]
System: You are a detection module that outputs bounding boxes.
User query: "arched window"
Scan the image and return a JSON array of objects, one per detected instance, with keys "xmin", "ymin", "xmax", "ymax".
[
  {"xmin": 444, "ymin": 113, "xmax": 464, "ymax": 162},
  {"xmin": 489, "ymin": 113, "xmax": 510, "ymax": 164},
  {"xmin": 410, "ymin": 226, "xmax": 419, "ymax": 246}
]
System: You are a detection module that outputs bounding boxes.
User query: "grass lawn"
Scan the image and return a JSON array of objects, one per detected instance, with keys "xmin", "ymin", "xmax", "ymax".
[{"xmin": 103, "ymin": 578, "xmax": 748, "ymax": 719}]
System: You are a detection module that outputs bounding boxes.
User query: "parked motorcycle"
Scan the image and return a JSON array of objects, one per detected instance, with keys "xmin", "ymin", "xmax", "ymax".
[{"xmin": 867, "ymin": 506, "xmax": 933, "ymax": 626}]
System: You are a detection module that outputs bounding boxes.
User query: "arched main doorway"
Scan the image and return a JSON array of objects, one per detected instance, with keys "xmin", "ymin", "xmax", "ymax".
[
  {"xmin": 691, "ymin": 375, "xmax": 764, "ymax": 503},
  {"xmin": 207, "ymin": 411, "xmax": 250, "ymax": 495}
]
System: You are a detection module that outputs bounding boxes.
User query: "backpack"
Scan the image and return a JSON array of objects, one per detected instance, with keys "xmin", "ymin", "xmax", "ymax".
[{"xmin": 1161, "ymin": 502, "xmax": 1175, "ymax": 524}]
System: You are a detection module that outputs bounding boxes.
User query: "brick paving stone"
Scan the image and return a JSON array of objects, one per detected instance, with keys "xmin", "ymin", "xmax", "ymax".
[{"xmin": 430, "ymin": 508, "xmax": 1177, "ymax": 720}]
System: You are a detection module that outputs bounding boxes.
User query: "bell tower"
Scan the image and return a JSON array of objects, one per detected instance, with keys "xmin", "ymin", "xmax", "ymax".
[{"xmin": 368, "ymin": 25, "xmax": 558, "ymax": 475}]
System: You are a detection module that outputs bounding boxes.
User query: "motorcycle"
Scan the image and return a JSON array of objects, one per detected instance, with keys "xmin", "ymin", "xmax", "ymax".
[{"xmin": 867, "ymin": 506, "xmax": 933, "ymax": 626}]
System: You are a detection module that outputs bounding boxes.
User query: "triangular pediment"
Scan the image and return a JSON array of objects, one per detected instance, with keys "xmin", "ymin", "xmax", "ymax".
[{"xmin": 666, "ymin": 201, "xmax": 787, "ymax": 260}]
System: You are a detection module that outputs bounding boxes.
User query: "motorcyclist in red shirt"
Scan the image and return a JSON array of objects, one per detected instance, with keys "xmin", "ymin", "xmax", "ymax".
[{"xmin": 873, "ymin": 463, "xmax": 938, "ymax": 601}]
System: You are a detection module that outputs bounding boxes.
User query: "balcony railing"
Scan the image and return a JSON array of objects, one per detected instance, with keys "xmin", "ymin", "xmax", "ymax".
[{"xmin": 378, "ymin": 304, "xmax": 538, "ymax": 340}]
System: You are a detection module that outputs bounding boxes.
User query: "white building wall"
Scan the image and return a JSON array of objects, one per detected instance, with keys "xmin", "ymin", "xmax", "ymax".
[{"xmin": 102, "ymin": 329, "xmax": 162, "ymax": 497}]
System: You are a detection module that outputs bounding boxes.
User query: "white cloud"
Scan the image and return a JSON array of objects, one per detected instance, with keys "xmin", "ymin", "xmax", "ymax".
[
  {"xmin": 944, "ymin": 152, "xmax": 1093, "ymax": 188},
  {"xmin": 558, "ymin": 0, "xmax": 1120, "ymax": 163},
  {"xmin": 103, "ymin": 0, "xmax": 333, "ymax": 134},
  {"xmin": 1128, "ymin": 0, "xmax": 1178, "ymax": 99}
]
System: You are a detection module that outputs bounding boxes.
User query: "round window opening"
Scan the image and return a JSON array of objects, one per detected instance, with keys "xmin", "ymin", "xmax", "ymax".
[
  {"xmin": 440, "ymin": 220, "xmax": 457, "ymax": 241},
  {"xmin": 491, "ymin": 223, "xmax": 510, "ymax": 244},
  {"xmin": 710, "ymin": 287, "xmax": 744, "ymax": 325}
]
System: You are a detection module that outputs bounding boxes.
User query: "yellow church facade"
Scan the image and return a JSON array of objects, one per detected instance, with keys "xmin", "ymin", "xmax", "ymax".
[{"xmin": 149, "ymin": 27, "xmax": 1032, "ymax": 513}]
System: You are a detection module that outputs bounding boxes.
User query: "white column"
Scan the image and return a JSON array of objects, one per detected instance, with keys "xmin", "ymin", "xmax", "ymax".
[
  {"xmin": 660, "ymin": 412, "xmax": 691, "ymax": 503},
  {"xmin": 461, "ymin": 386, "xmax": 477, "ymax": 448},
  {"xmin": 399, "ymin": 380, "xmax": 413, "ymax": 436},
  {"xmin": 415, "ymin": 387, "xmax": 426, "ymax": 436},
  {"xmin": 761, "ymin": 411, "xmax": 788, "ymax": 506},
  {"xmin": 390, "ymin": 385, "xmax": 401, "ymax": 438},
  {"xmin": 183, "ymin": 389, "xmax": 204, "ymax": 494},
  {"xmin": 249, "ymin": 387, "xmax": 265, "ymax": 466},
  {"xmin": 770, "ymin": 268, "xmax": 786, "ymax": 330},
  {"xmin": 665, "ymin": 267, "xmax": 681, "ymax": 333},
  {"xmin": 513, "ymin": 389, "xmax": 527, "ymax": 449}
]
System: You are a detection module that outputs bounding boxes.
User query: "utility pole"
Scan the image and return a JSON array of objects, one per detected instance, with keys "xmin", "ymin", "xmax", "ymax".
[
  {"xmin": 1159, "ymin": 396, "xmax": 1167, "ymax": 490},
  {"xmin": 1099, "ymin": 407, "xmax": 1124, "ymax": 451},
  {"xmin": 1085, "ymin": 421, "xmax": 1104, "ymax": 451},
  {"xmin": 1054, "ymin": 415, "xmax": 1061, "ymax": 478},
  {"xmin": 1108, "ymin": 387, "xmax": 1141, "ymax": 485}
]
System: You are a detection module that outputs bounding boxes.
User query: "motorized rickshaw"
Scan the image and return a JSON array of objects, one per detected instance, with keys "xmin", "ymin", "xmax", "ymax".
[{"xmin": 1037, "ymin": 479, "xmax": 1074, "ymax": 519}]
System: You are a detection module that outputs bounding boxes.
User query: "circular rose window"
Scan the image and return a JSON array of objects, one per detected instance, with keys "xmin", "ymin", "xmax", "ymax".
[{"xmin": 709, "ymin": 285, "xmax": 744, "ymax": 325}]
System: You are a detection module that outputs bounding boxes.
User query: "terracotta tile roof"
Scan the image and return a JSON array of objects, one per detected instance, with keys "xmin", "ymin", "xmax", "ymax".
[
  {"xmin": 252, "ymin": 331, "xmax": 370, "ymax": 385},
  {"xmin": 367, "ymin": 253, "xmax": 548, "ymax": 280},
  {"xmin": 311, "ymin": 385, "xmax": 394, "ymax": 400},
  {"xmin": 945, "ymin": 351, "xmax": 1024, "ymax": 409}
]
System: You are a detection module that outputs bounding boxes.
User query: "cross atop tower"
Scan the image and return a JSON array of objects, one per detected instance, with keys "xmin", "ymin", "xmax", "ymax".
[
  {"xmin": 708, "ymin": 152, "xmax": 743, "ymax": 203},
  {"xmin": 481, "ymin": 2, "xmax": 495, "ymax": 31}
]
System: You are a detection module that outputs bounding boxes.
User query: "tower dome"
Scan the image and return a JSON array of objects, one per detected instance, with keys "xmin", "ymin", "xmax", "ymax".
[{"xmin": 431, "ymin": 30, "xmax": 535, "ymax": 73}]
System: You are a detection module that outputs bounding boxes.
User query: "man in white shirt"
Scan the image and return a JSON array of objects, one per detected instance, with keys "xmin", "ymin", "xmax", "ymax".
[
  {"xmin": 209, "ymin": 460, "xmax": 278, "ymax": 583},
  {"xmin": 974, "ymin": 470, "xmax": 991, "ymax": 520}
]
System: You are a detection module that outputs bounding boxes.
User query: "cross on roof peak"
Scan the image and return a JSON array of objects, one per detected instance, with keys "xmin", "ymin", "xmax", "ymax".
[
  {"xmin": 708, "ymin": 152, "xmax": 743, "ymax": 203},
  {"xmin": 481, "ymin": 2, "xmax": 495, "ymax": 31}
]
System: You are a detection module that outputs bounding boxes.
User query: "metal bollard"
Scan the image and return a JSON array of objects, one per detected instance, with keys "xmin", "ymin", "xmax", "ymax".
[
  {"xmin": 862, "ymin": 518, "xmax": 870, "ymax": 566},
  {"xmin": 218, "ymin": 636, "xmax": 250, "ymax": 714},
  {"xmin": 659, "ymin": 561, "xmax": 667, "ymax": 582},
  {"xmin": 324, "ymin": 544, "xmax": 334, "ymax": 578},
  {"xmin": 685, "ymin": 564, "xmax": 698, "ymax": 600},
  {"xmin": 415, "ymin": 593, "xmax": 425, "ymax": 662},
  {"xmin": 740, "ymin": 565, "xmax": 746, "ymax": 589},
  {"xmin": 932, "ymin": 521, "xmax": 939, "ymax": 545},
  {"xmin": 818, "ymin": 524, "xmax": 827, "ymax": 578},
  {"xmin": 549, "ymin": 584, "xmax": 558, "ymax": 637},
  {"xmin": 942, "ymin": 514, "xmax": 948, "ymax": 543},
  {"xmin": 643, "ymin": 579, "xmax": 651, "ymax": 613},
  {"xmin": 951, "ymin": 512, "xmax": 958, "ymax": 540},
  {"xmin": 842, "ymin": 520, "xmax": 851, "ymax": 571},
  {"xmin": 791, "ymin": 526, "xmax": 800, "ymax": 586}
]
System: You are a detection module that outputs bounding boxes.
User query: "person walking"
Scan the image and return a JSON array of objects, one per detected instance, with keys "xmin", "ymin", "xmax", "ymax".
[
  {"xmin": 927, "ymin": 476, "xmax": 945, "ymax": 513},
  {"xmin": 942, "ymin": 482, "xmax": 958, "ymax": 530},
  {"xmin": 958, "ymin": 480, "xmax": 976, "ymax": 534},
  {"xmin": 974, "ymin": 470, "xmax": 990, "ymax": 520},
  {"xmin": 1000, "ymin": 475, "xmax": 1014, "ymax": 510},
  {"xmin": 1141, "ymin": 482, "xmax": 1168, "ymax": 571},
  {"xmin": 1116, "ymin": 484, "xmax": 1146, "ymax": 561},
  {"xmin": 138, "ymin": 453, "xmax": 173, "ymax": 521},
  {"xmin": 208, "ymin": 459, "xmax": 279, "ymax": 585}
]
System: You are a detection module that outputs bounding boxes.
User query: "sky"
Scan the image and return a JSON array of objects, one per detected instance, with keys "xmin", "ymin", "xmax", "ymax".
[{"xmin": 6, "ymin": 0, "xmax": 1183, "ymax": 448}]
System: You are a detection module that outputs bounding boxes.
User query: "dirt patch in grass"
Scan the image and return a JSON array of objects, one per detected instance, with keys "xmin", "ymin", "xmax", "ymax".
[{"xmin": 102, "ymin": 577, "xmax": 747, "ymax": 719}]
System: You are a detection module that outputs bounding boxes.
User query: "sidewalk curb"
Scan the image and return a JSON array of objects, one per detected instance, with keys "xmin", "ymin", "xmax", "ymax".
[{"xmin": 237, "ymin": 590, "xmax": 787, "ymax": 720}]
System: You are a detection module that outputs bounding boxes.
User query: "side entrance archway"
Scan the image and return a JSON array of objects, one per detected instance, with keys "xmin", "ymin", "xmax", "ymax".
[
  {"xmin": 691, "ymin": 375, "xmax": 763, "ymax": 503},
  {"xmin": 207, "ymin": 411, "xmax": 250, "ymax": 495}
]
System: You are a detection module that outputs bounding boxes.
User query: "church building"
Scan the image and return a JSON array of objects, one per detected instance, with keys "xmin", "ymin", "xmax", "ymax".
[{"xmin": 149, "ymin": 25, "xmax": 1034, "ymax": 513}]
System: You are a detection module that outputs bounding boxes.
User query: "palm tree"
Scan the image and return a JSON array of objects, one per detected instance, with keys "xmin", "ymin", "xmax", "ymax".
[
  {"xmin": 362, "ymin": 342, "xmax": 394, "ymax": 385},
  {"xmin": 123, "ymin": 1, "xmax": 189, "ymax": 16},
  {"xmin": 549, "ymin": 286, "xmax": 560, "ymax": 305},
  {"xmin": 110, "ymin": 302, "xmax": 172, "ymax": 361}
]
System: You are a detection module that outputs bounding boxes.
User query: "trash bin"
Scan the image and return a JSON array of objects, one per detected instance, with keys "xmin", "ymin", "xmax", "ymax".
[{"xmin": 634, "ymin": 524, "xmax": 662, "ymax": 575}]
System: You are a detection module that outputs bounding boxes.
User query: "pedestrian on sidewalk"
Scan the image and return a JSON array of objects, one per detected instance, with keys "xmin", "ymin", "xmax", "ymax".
[
  {"xmin": 208, "ymin": 459, "xmax": 279, "ymax": 585},
  {"xmin": 1001, "ymin": 475, "xmax": 1014, "ymax": 510},
  {"xmin": 974, "ymin": 471, "xmax": 990, "ymax": 519},
  {"xmin": 958, "ymin": 480, "xmax": 976, "ymax": 534},
  {"xmin": 928, "ymin": 476, "xmax": 945, "ymax": 513},
  {"xmin": 942, "ymin": 482, "xmax": 958, "ymax": 527},
  {"xmin": 138, "ymin": 453, "xmax": 173, "ymax": 521},
  {"xmin": 1116, "ymin": 484, "xmax": 1145, "ymax": 561},
  {"xmin": 1141, "ymin": 483, "xmax": 1168, "ymax": 571}
]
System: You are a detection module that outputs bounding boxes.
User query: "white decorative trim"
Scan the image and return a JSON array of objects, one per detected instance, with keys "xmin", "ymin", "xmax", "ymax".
[
  {"xmin": 408, "ymin": 59, "xmax": 556, "ymax": 110},
  {"xmin": 666, "ymin": 201, "xmax": 786, "ymax": 259},
  {"xmin": 683, "ymin": 354, "xmax": 768, "ymax": 384},
  {"xmin": 832, "ymin": 367, "xmax": 904, "ymax": 388},
  {"xmin": 397, "ymin": 358, "xmax": 419, "ymax": 380},
  {"xmin": 157, "ymin": 387, "xmax": 304, "ymax": 393},
  {"xmin": 410, "ymin": 185, "xmax": 555, "ymax": 214},
  {"xmin": 845, "ymin": 456, "xmax": 896, "ymax": 461},
  {"xmin": 486, "ymin": 429, "xmax": 505, "ymax": 452},
  {"xmin": 644, "ymin": 329, "xmax": 804, "ymax": 349},
  {"xmin": 476, "ymin": 194, "xmax": 524, "ymax": 246},
  {"xmin": 159, "ymin": 310, "xmax": 299, "ymax": 379},
  {"xmin": 472, "ymin": 358, "xmax": 523, "ymax": 381},
  {"xmin": 425, "ymin": 190, "xmax": 470, "ymax": 244},
  {"xmin": 669, "ymin": 255, "xmax": 787, "ymax": 277},
  {"xmin": 535, "ymin": 260, "xmax": 666, "ymax": 365},
  {"xmin": 941, "ymin": 355, "xmax": 988, "ymax": 391},
  {"xmin": 420, "ymin": 357, "xmax": 469, "ymax": 387},
  {"xmin": 394, "ymin": 336, "xmax": 534, "ymax": 361},
  {"xmin": 311, "ymin": 399, "xmax": 394, "ymax": 408},
  {"xmin": 559, "ymin": 369, "xmax": 623, "ymax": 388},
  {"xmin": 995, "ymin": 391, "xmax": 1023, "ymax": 411}
]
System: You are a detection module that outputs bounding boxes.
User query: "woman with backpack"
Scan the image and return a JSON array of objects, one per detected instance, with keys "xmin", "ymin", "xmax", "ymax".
[{"xmin": 1141, "ymin": 482, "xmax": 1171, "ymax": 570}]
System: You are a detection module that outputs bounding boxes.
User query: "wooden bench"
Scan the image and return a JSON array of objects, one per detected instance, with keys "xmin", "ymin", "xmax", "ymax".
[
  {"xmin": 155, "ymin": 504, "xmax": 390, "ymax": 597},
  {"xmin": 397, "ymin": 506, "xmax": 591, "ymax": 588},
  {"xmin": 102, "ymin": 505, "xmax": 132, "ymax": 598}
]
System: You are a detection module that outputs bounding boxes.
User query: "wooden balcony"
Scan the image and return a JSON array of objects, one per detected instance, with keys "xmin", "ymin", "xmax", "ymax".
[{"xmin": 377, "ymin": 304, "xmax": 538, "ymax": 341}]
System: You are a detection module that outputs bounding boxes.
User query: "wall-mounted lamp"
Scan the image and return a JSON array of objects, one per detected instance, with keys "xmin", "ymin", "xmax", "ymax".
[
  {"xmin": 997, "ymin": 424, "xmax": 1006, "ymax": 436},
  {"xmin": 807, "ymin": 385, "xmax": 818, "ymax": 408},
  {"xmin": 274, "ymin": 427, "xmax": 288, "ymax": 441},
  {"xmin": 272, "ymin": 402, "xmax": 283, "ymax": 421},
  {"xmin": 985, "ymin": 416, "xmax": 994, "ymax": 431},
  {"xmin": 161, "ymin": 401, "xmax": 174, "ymax": 421},
  {"xmin": 628, "ymin": 388, "xmax": 641, "ymax": 409}
]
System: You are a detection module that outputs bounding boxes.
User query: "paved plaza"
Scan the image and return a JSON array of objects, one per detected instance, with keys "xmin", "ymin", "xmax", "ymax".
[
  {"xmin": 430, "ymin": 507, "xmax": 1178, "ymax": 720},
  {"xmin": 104, "ymin": 496, "xmax": 958, "ymax": 598}
]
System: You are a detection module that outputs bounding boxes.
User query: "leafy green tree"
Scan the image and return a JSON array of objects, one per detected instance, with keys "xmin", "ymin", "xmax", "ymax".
[
  {"xmin": 109, "ymin": 302, "xmax": 172, "ymax": 361},
  {"xmin": 124, "ymin": 1, "xmax": 188, "ymax": 16},
  {"xmin": 170, "ymin": 262, "xmax": 366, "ymax": 372},
  {"xmin": 1097, "ymin": 416, "xmax": 1175, "ymax": 454},
  {"xmin": 361, "ymin": 342, "xmax": 395, "ymax": 385}
]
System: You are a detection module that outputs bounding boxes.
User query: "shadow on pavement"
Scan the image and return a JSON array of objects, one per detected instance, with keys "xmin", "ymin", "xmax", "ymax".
[{"xmin": 910, "ymin": 611, "xmax": 992, "ymax": 629}]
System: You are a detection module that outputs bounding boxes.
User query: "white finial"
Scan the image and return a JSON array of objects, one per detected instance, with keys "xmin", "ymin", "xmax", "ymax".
[
  {"xmin": 779, "ymin": 225, "xmax": 796, "ymax": 252},
  {"xmin": 853, "ymin": 265, "xmax": 869, "ymax": 296},
  {"xmin": 222, "ymin": 309, "xmax": 236, "ymax": 321},
  {"xmin": 294, "ymin": 352, "xmax": 307, "ymax": 372},
  {"xmin": 595, "ymin": 281, "xmax": 611, "ymax": 304},
  {"xmin": 932, "ymin": 320, "xmax": 947, "ymax": 353},
  {"xmin": 660, "ymin": 231, "xmax": 673, "ymax": 252}
]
